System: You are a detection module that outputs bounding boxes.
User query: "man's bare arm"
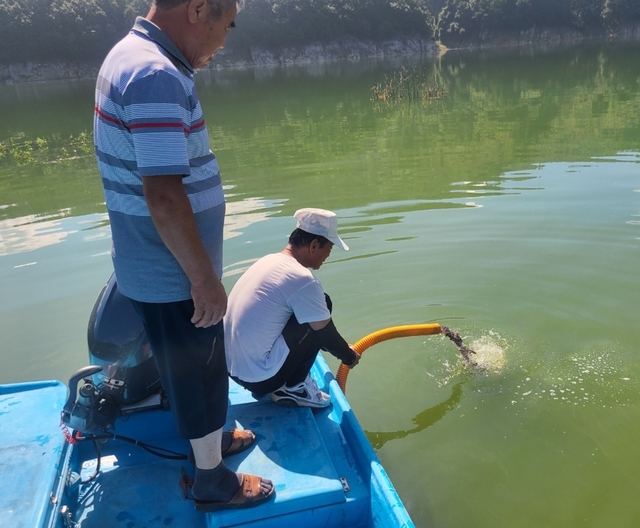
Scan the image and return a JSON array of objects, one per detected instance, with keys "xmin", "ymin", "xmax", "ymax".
[{"xmin": 142, "ymin": 175, "xmax": 226, "ymax": 327}]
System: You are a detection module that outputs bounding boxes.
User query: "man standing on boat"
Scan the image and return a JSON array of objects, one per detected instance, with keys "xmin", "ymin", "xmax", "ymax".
[
  {"xmin": 225, "ymin": 208, "xmax": 361, "ymax": 407},
  {"xmin": 93, "ymin": 0, "xmax": 273, "ymax": 512}
]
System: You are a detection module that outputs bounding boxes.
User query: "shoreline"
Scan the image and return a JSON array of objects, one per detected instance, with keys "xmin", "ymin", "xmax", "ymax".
[
  {"xmin": 2, "ymin": 26, "xmax": 639, "ymax": 86},
  {"xmin": 0, "ymin": 36, "xmax": 440, "ymax": 86}
]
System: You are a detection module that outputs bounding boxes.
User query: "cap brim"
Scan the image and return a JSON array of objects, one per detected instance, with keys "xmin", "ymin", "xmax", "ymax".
[{"xmin": 328, "ymin": 236, "xmax": 349, "ymax": 251}]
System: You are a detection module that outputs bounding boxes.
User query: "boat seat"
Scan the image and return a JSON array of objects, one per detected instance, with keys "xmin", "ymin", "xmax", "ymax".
[
  {"xmin": 210, "ymin": 394, "xmax": 346, "ymax": 527},
  {"xmin": 0, "ymin": 381, "xmax": 69, "ymax": 528}
]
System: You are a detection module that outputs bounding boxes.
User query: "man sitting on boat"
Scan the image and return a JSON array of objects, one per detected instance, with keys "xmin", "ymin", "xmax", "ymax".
[{"xmin": 225, "ymin": 208, "xmax": 361, "ymax": 407}]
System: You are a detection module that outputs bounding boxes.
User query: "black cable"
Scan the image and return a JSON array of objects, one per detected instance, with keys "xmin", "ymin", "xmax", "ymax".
[
  {"xmin": 79, "ymin": 439, "xmax": 101, "ymax": 485},
  {"xmin": 74, "ymin": 432, "xmax": 188, "ymax": 461}
]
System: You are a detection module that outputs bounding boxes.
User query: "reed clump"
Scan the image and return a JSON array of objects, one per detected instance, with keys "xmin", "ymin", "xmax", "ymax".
[
  {"xmin": 0, "ymin": 131, "xmax": 93, "ymax": 165},
  {"xmin": 371, "ymin": 67, "xmax": 446, "ymax": 105}
]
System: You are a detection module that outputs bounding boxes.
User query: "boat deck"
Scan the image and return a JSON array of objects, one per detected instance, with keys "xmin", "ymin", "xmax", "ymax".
[{"xmin": 0, "ymin": 356, "xmax": 414, "ymax": 528}]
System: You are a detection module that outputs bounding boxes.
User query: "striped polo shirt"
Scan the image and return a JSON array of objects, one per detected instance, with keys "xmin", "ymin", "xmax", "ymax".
[{"xmin": 94, "ymin": 17, "xmax": 225, "ymax": 303}]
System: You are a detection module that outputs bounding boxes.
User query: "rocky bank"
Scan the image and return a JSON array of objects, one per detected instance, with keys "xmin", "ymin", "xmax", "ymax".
[
  {"xmin": 2, "ymin": 25, "xmax": 639, "ymax": 85},
  {"xmin": 0, "ymin": 36, "xmax": 440, "ymax": 85}
]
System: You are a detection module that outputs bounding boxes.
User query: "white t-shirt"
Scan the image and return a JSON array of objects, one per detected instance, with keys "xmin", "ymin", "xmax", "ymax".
[{"xmin": 225, "ymin": 252, "xmax": 331, "ymax": 382}]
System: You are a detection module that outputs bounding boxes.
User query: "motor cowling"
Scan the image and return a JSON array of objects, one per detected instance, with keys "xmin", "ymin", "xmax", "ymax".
[{"xmin": 87, "ymin": 272, "xmax": 161, "ymax": 406}]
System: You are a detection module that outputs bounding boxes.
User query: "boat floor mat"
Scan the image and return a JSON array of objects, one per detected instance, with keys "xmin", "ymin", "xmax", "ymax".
[{"xmin": 67, "ymin": 396, "xmax": 344, "ymax": 527}]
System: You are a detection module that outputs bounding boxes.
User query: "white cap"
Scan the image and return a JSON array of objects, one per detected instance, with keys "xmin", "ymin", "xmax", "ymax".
[{"xmin": 293, "ymin": 208, "xmax": 349, "ymax": 251}]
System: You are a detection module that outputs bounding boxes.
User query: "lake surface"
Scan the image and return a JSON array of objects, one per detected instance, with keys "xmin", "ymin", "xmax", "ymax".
[{"xmin": 1, "ymin": 41, "xmax": 639, "ymax": 527}]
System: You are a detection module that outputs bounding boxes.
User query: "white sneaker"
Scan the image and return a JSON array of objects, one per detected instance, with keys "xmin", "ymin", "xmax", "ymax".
[{"xmin": 270, "ymin": 375, "xmax": 331, "ymax": 408}]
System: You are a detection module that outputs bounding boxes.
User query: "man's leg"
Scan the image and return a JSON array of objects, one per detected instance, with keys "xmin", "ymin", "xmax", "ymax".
[
  {"xmin": 129, "ymin": 298, "xmax": 273, "ymax": 506},
  {"xmin": 231, "ymin": 294, "xmax": 333, "ymax": 396},
  {"xmin": 233, "ymin": 298, "xmax": 333, "ymax": 408},
  {"xmin": 129, "ymin": 300, "xmax": 228, "ymax": 438},
  {"xmin": 232, "ymin": 315, "xmax": 322, "ymax": 395},
  {"xmin": 191, "ymin": 428, "xmax": 223, "ymax": 470},
  {"xmin": 278, "ymin": 293, "xmax": 333, "ymax": 387}
]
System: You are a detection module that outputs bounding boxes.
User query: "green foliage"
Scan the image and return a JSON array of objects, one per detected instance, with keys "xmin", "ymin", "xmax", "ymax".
[
  {"xmin": 572, "ymin": 0, "xmax": 608, "ymax": 29},
  {"xmin": 0, "ymin": 0, "xmax": 432, "ymax": 63},
  {"xmin": 69, "ymin": 131, "xmax": 93, "ymax": 155},
  {"xmin": 0, "ymin": 0, "xmax": 149, "ymax": 62},
  {"xmin": 0, "ymin": 130, "xmax": 93, "ymax": 165},
  {"xmin": 233, "ymin": 0, "xmax": 432, "ymax": 50},
  {"xmin": 602, "ymin": 0, "xmax": 640, "ymax": 26},
  {"xmin": 1, "ymin": 0, "xmax": 640, "ymax": 64},
  {"xmin": 434, "ymin": 0, "xmax": 640, "ymax": 46},
  {"xmin": 8, "ymin": 133, "xmax": 35, "ymax": 164},
  {"xmin": 36, "ymin": 137, "xmax": 48, "ymax": 150},
  {"xmin": 371, "ymin": 66, "xmax": 446, "ymax": 107}
]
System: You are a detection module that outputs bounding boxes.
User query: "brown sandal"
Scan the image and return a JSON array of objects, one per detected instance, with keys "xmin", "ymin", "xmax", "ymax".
[
  {"xmin": 194, "ymin": 473, "xmax": 275, "ymax": 512},
  {"xmin": 221, "ymin": 428, "xmax": 256, "ymax": 457}
]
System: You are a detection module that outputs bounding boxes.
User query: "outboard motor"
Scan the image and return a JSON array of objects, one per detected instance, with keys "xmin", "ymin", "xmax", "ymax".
[{"xmin": 62, "ymin": 273, "xmax": 162, "ymax": 433}]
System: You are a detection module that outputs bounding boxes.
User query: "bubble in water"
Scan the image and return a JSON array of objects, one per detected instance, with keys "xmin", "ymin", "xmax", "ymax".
[
  {"xmin": 467, "ymin": 332, "xmax": 507, "ymax": 373},
  {"xmin": 427, "ymin": 359, "xmax": 461, "ymax": 388},
  {"xmin": 426, "ymin": 330, "xmax": 507, "ymax": 388},
  {"xmin": 510, "ymin": 348, "xmax": 633, "ymax": 409}
]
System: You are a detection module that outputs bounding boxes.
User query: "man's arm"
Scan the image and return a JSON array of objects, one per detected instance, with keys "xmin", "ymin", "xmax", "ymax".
[
  {"xmin": 142, "ymin": 174, "xmax": 226, "ymax": 327},
  {"xmin": 310, "ymin": 318, "xmax": 361, "ymax": 369}
]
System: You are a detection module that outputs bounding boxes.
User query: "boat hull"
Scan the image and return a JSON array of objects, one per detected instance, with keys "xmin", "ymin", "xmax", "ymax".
[{"xmin": 0, "ymin": 355, "xmax": 414, "ymax": 527}]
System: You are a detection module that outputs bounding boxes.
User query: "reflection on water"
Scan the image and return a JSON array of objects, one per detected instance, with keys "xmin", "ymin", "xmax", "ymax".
[
  {"xmin": 0, "ymin": 210, "xmax": 111, "ymax": 257},
  {"xmin": 0, "ymin": 211, "xmax": 73, "ymax": 256},
  {"xmin": 366, "ymin": 381, "xmax": 464, "ymax": 450},
  {"xmin": 223, "ymin": 195, "xmax": 283, "ymax": 241},
  {"xmin": 364, "ymin": 331, "xmax": 507, "ymax": 449}
]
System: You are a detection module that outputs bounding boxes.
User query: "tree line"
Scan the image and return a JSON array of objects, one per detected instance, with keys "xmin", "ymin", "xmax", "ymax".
[
  {"xmin": 1, "ymin": 0, "xmax": 639, "ymax": 64},
  {"xmin": 434, "ymin": 0, "xmax": 640, "ymax": 44}
]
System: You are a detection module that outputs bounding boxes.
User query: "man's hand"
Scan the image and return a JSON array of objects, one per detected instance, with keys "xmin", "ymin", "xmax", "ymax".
[
  {"xmin": 191, "ymin": 275, "xmax": 227, "ymax": 327},
  {"xmin": 345, "ymin": 346, "xmax": 361, "ymax": 369}
]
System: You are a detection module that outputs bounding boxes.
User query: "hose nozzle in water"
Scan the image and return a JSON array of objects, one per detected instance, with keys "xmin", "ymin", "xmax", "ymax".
[
  {"xmin": 440, "ymin": 325, "xmax": 477, "ymax": 365},
  {"xmin": 335, "ymin": 323, "xmax": 477, "ymax": 394}
]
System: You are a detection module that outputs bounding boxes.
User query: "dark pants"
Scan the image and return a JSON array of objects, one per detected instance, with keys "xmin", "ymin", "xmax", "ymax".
[
  {"xmin": 231, "ymin": 294, "xmax": 333, "ymax": 395},
  {"xmin": 129, "ymin": 298, "xmax": 229, "ymax": 439}
]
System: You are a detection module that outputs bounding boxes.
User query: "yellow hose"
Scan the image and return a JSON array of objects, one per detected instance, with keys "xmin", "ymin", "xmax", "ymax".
[{"xmin": 335, "ymin": 323, "xmax": 442, "ymax": 394}]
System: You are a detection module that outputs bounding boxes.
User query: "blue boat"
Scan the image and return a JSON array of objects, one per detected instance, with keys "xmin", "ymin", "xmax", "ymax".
[{"xmin": 0, "ymin": 278, "xmax": 416, "ymax": 528}]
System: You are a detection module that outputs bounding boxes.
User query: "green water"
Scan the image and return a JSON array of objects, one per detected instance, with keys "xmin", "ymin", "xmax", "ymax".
[{"xmin": 1, "ymin": 41, "xmax": 639, "ymax": 527}]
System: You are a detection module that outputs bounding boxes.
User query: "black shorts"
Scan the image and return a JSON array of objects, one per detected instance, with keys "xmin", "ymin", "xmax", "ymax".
[
  {"xmin": 231, "ymin": 294, "xmax": 333, "ymax": 395},
  {"xmin": 129, "ymin": 298, "xmax": 228, "ymax": 439}
]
